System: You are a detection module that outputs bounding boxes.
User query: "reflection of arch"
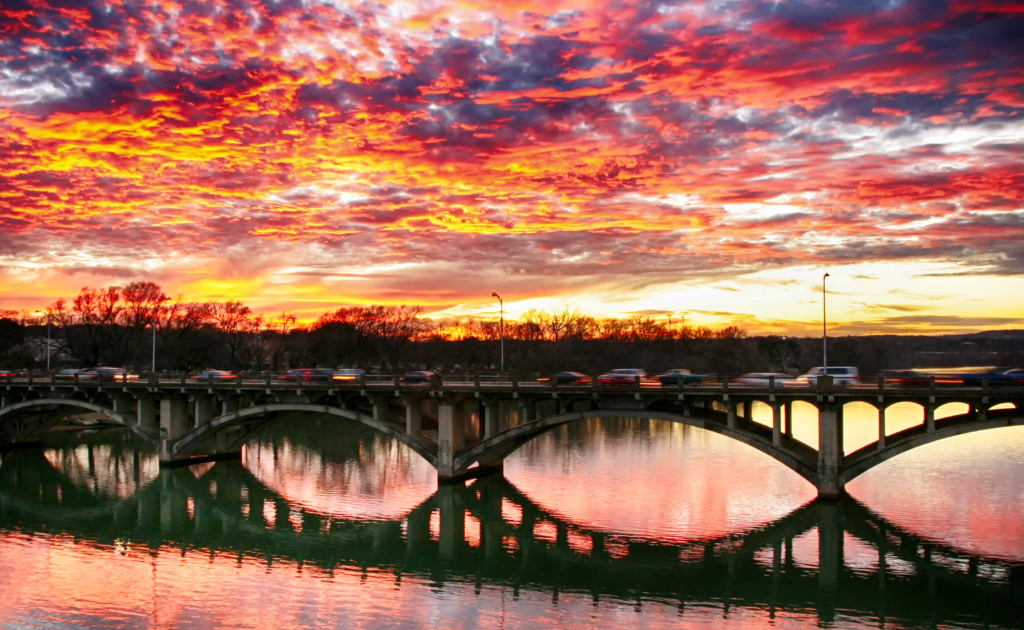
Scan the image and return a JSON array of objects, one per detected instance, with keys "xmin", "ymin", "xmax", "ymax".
[
  {"xmin": 0, "ymin": 398, "xmax": 157, "ymax": 446},
  {"xmin": 0, "ymin": 448, "xmax": 155, "ymax": 523},
  {"xmin": 454, "ymin": 409, "xmax": 819, "ymax": 484},
  {"xmin": 170, "ymin": 404, "xmax": 439, "ymax": 466},
  {"xmin": 842, "ymin": 407, "xmax": 1024, "ymax": 484}
]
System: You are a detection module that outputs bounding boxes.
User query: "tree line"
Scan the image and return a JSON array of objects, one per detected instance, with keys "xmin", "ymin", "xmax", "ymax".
[{"xmin": 1, "ymin": 282, "xmax": 1022, "ymax": 375}]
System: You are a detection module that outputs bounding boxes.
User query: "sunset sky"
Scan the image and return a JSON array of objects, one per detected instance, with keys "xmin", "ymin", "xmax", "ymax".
[{"xmin": 1, "ymin": 0, "xmax": 1022, "ymax": 335}]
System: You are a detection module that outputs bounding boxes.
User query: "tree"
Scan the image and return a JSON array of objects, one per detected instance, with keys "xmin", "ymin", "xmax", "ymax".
[
  {"xmin": 48, "ymin": 287, "xmax": 129, "ymax": 367},
  {"xmin": 214, "ymin": 301, "xmax": 254, "ymax": 369}
]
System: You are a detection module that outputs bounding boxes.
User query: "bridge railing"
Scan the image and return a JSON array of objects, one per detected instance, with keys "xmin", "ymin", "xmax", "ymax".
[{"xmin": 4, "ymin": 370, "xmax": 1024, "ymax": 393}]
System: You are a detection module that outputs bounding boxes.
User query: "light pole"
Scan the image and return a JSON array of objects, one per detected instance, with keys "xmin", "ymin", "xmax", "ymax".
[
  {"xmin": 491, "ymin": 292, "xmax": 504, "ymax": 373},
  {"xmin": 822, "ymin": 272, "xmax": 830, "ymax": 369},
  {"xmin": 36, "ymin": 311, "xmax": 51, "ymax": 373},
  {"xmin": 152, "ymin": 313, "xmax": 158, "ymax": 373}
]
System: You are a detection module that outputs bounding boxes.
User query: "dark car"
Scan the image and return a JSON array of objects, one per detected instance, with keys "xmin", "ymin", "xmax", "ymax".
[
  {"xmin": 401, "ymin": 370, "xmax": 436, "ymax": 384},
  {"xmin": 538, "ymin": 372, "xmax": 592, "ymax": 386},
  {"xmin": 0, "ymin": 368, "xmax": 26, "ymax": 378},
  {"xmin": 276, "ymin": 368, "xmax": 337, "ymax": 383},
  {"xmin": 883, "ymin": 370, "xmax": 931, "ymax": 387},
  {"xmin": 653, "ymin": 369, "xmax": 705, "ymax": 386},
  {"xmin": 189, "ymin": 370, "xmax": 238, "ymax": 382}
]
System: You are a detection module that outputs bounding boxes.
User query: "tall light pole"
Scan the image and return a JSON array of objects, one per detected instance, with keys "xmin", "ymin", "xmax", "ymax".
[
  {"xmin": 36, "ymin": 311, "xmax": 51, "ymax": 373},
  {"xmin": 152, "ymin": 312, "xmax": 158, "ymax": 373},
  {"xmin": 822, "ymin": 272, "xmax": 830, "ymax": 369},
  {"xmin": 491, "ymin": 292, "xmax": 504, "ymax": 373}
]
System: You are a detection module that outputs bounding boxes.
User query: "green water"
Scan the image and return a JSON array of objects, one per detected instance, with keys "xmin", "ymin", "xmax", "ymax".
[{"xmin": 1, "ymin": 414, "xmax": 1023, "ymax": 629}]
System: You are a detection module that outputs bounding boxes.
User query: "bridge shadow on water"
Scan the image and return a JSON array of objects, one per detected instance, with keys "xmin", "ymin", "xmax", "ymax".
[{"xmin": 1, "ymin": 436, "xmax": 1023, "ymax": 628}]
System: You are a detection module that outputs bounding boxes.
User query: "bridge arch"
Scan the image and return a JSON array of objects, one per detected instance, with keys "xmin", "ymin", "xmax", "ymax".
[
  {"xmin": 840, "ymin": 407, "xmax": 1024, "ymax": 485},
  {"xmin": 170, "ymin": 403, "xmax": 439, "ymax": 466},
  {"xmin": 0, "ymin": 398, "xmax": 157, "ymax": 446},
  {"xmin": 454, "ymin": 409, "xmax": 818, "ymax": 485}
]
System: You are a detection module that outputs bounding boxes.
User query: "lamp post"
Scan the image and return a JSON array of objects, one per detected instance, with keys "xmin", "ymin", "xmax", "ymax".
[
  {"xmin": 152, "ymin": 313, "xmax": 158, "ymax": 373},
  {"xmin": 491, "ymin": 292, "xmax": 504, "ymax": 373},
  {"xmin": 36, "ymin": 311, "xmax": 51, "ymax": 373},
  {"xmin": 822, "ymin": 272, "xmax": 830, "ymax": 369}
]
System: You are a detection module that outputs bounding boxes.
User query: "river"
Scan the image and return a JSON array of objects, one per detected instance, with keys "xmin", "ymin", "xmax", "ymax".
[{"xmin": 1, "ymin": 402, "xmax": 1022, "ymax": 629}]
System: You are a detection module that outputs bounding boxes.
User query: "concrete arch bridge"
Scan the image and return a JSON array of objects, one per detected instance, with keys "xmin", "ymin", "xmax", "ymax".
[{"xmin": 2, "ymin": 376, "xmax": 1022, "ymax": 498}]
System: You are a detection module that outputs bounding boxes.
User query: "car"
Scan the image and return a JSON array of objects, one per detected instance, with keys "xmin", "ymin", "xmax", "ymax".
[
  {"xmin": 906, "ymin": 366, "xmax": 1021, "ymax": 387},
  {"xmin": 652, "ymin": 369, "xmax": 705, "ymax": 386},
  {"xmin": 79, "ymin": 367, "xmax": 138, "ymax": 382},
  {"xmin": 796, "ymin": 366, "xmax": 860, "ymax": 386},
  {"xmin": 333, "ymin": 369, "xmax": 366, "ymax": 381},
  {"xmin": 54, "ymin": 368, "xmax": 85, "ymax": 380},
  {"xmin": 189, "ymin": 370, "xmax": 238, "ymax": 382},
  {"xmin": 276, "ymin": 368, "xmax": 337, "ymax": 383},
  {"xmin": 0, "ymin": 368, "xmax": 26, "ymax": 377},
  {"xmin": 597, "ymin": 368, "xmax": 648, "ymax": 385},
  {"xmin": 400, "ymin": 370, "xmax": 436, "ymax": 384},
  {"xmin": 882, "ymin": 370, "xmax": 931, "ymax": 387},
  {"xmin": 538, "ymin": 371, "xmax": 592, "ymax": 385},
  {"xmin": 732, "ymin": 372, "xmax": 793, "ymax": 386}
]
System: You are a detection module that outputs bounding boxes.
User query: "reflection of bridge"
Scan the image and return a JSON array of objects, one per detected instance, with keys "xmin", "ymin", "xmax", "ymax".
[
  {"xmin": 2, "ymin": 377, "xmax": 1022, "ymax": 497},
  {"xmin": 1, "ymin": 450, "xmax": 1022, "ymax": 627}
]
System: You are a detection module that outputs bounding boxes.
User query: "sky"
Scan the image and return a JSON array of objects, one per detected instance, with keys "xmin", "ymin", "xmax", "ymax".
[{"xmin": 1, "ymin": 0, "xmax": 1022, "ymax": 335}]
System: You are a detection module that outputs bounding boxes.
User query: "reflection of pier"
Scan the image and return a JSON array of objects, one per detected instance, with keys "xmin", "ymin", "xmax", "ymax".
[
  {"xmin": 2, "ymin": 376, "xmax": 1022, "ymax": 497},
  {"xmin": 1, "ymin": 451, "xmax": 1021, "ymax": 627}
]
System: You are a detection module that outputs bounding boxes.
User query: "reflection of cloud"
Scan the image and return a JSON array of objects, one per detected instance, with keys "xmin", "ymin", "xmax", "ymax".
[{"xmin": 0, "ymin": 0, "xmax": 1020, "ymax": 328}]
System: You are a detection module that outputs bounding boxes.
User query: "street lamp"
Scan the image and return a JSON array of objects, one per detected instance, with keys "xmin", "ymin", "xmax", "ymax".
[
  {"xmin": 152, "ymin": 312, "xmax": 158, "ymax": 373},
  {"xmin": 491, "ymin": 292, "xmax": 504, "ymax": 373},
  {"xmin": 36, "ymin": 311, "xmax": 51, "ymax": 373},
  {"xmin": 822, "ymin": 273, "xmax": 830, "ymax": 369}
]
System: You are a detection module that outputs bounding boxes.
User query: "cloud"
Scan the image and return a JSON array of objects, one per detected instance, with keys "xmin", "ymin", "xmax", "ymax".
[{"xmin": 0, "ymin": 0, "xmax": 1020, "ymax": 330}]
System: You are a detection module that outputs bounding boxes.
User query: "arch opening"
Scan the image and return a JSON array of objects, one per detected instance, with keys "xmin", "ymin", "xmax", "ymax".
[
  {"xmin": 0, "ymin": 398, "xmax": 156, "ymax": 447},
  {"xmin": 170, "ymin": 404, "xmax": 438, "ymax": 468},
  {"xmin": 457, "ymin": 409, "xmax": 818, "ymax": 486}
]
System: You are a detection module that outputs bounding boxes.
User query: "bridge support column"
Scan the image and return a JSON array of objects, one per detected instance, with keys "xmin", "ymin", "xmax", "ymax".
[
  {"xmin": 194, "ymin": 396, "xmax": 216, "ymax": 427},
  {"xmin": 136, "ymin": 395, "xmax": 159, "ymax": 433},
  {"xmin": 925, "ymin": 403, "xmax": 935, "ymax": 433},
  {"xmin": 220, "ymin": 396, "xmax": 240, "ymax": 416},
  {"xmin": 484, "ymin": 399, "xmax": 500, "ymax": 438},
  {"xmin": 405, "ymin": 397, "xmax": 422, "ymax": 437},
  {"xmin": 158, "ymin": 397, "xmax": 190, "ymax": 464},
  {"xmin": 784, "ymin": 402, "xmax": 793, "ymax": 438},
  {"xmin": 160, "ymin": 397, "xmax": 190, "ymax": 440},
  {"xmin": 878, "ymin": 405, "xmax": 886, "ymax": 450},
  {"xmin": 816, "ymin": 401, "xmax": 844, "ymax": 499},
  {"xmin": 437, "ymin": 398, "xmax": 468, "ymax": 479},
  {"xmin": 112, "ymin": 394, "xmax": 133, "ymax": 418},
  {"xmin": 727, "ymin": 400, "xmax": 737, "ymax": 429},
  {"xmin": 772, "ymin": 403, "xmax": 782, "ymax": 447},
  {"xmin": 372, "ymin": 397, "xmax": 390, "ymax": 422},
  {"xmin": 519, "ymin": 399, "xmax": 534, "ymax": 424}
]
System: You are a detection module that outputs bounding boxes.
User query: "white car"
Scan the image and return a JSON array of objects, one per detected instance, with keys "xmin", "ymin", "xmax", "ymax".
[
  {"xmin": 797, "ymin": 366, "xmax": 860, "ymax": 385},
  {"xmin": 597, "ymin": 368, "xmax": 648, "ymax": 385}
]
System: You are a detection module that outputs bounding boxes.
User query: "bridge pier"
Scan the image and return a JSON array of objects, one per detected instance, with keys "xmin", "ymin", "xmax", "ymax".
[
  {"xmin": 194, "ymin": 395, "xmax": 217, "ymax": 427},
  {"xmin": 816, "ymin": 400, "xmax": 845, "ymax": 499},
  {"xmin": 136, "ymin": 395, "xmax": 159, "ymax": 433},
  {"xmin": 772, "ymin": 403, "xmax": 782, "ymax": 447},
  {"xmin": 404, "ymin": 396, "xmax": 423, "ymax": 437}
]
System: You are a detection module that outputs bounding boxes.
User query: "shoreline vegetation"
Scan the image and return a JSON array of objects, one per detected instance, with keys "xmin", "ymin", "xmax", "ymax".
[{"xmin": 1, "ymin": 281, "xmax": 1023, "ymax": 375}]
